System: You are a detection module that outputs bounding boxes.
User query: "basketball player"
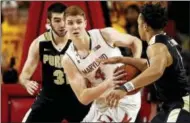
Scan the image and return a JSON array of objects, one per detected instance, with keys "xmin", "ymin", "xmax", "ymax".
[
  {"xmin": 62, "ymin": 5, "xmax": 142, "ymax": 122},
  {"xmin": 19, "ymin": 3, "xmax": 89, "ymax": 122},
  {"xmin": 99, "ymin": 3, "xmax": 190, "ymax": 123}
]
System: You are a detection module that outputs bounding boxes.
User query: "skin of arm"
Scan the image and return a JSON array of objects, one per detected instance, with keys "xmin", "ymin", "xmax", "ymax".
[
  {"xmin": 62, "ymin": 54, "xmax": 117, "ymax": 105},
  {"xmin": 19, "ymin": 39, "xmax": 39, "ymax": 86},
  {"xmin": 100, "ymin": 27, "xmax": 142, "ymax": 58},
  {"xmin": 100, "ymin": 56, "xmax": 148, "ymax": 72},
  {"xmin": 129, "ymin": 43, "xmax": 173, "ymax": 89}
]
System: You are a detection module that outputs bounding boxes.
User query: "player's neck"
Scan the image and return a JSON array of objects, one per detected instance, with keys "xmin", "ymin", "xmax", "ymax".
[
  {"xmin": 73, "ymin": 31, "xmax": 90, "ymax": 52},
  {"xmin": 52, "ymin": 30, "xmax": 67, "ymax": 44},
  {"xmin": 146, "ymin": 30, "xmax": 165, "ymax": 43}
]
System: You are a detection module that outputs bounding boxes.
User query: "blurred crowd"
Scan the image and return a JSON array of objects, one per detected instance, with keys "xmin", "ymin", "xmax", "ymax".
[
  {"xmin": 1, "ymin": 1, "xmax": 190, "ymax": 84},
  {"xmin": 1, "ymin": 1, "xmax": 30, "ymax": 84}
]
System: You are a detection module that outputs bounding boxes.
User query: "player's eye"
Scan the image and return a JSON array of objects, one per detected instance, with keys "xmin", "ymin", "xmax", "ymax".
[
  {"xmin": 77, "ymin": 20, "xmax": 82, "ymax": 24},
  {"xmin": 54, "ymin": 19, "xmax": 61, "ymax": 23},
  {"xmin": 67, "ymin": 21, "xmax": 73, "ymax": 25}
]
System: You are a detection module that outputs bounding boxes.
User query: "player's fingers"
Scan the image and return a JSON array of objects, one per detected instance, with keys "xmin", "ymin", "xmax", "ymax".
[
  {"xmin": 102, "ymin": 59, "xmax": 117, "ymax": 64},
  {"xmin": 106, "ymin": 93, "xmax": 112, "ymax": 103},
  {"xmin": 30, "ymin": 81, "xmax": 39, "ymax": 90},
  {"xmin": 114, "ymin": 69, "xmax": 126, "ymax": 76},
  {"xmin": 29, "ymin": 83, "xmax": 38, "ymax": 91},
  {"xmin": 97, "ymin": 57, "xmax": 119, "ymax": 65},
  {"xmin": 113, "ymin": 96, "xmax": 120, "ymax": 108},
  {"xmin": 110, "ymin": 94, "xmax": 117, "ymax": 108},
  {"xmin": 106, "ymin": 93, "xmax": 114, "ymax": 106},
  {"xmin": 113, "ymin": 73, "xmax": 127, "ymax": 81},
  {"xmin": 96, "ymin": 59, "xmax": 103, "ymax": 63},
  {"xmin": 32, "ymin": 81, "xmax": 39, "ymax": 87},
  {"xmin": 27, "ymin": 88, "xmax": 35, "ymax": 95},
  {"xmin": 114, "ymin": 80, "xmax": 126, "ymax": 85}
]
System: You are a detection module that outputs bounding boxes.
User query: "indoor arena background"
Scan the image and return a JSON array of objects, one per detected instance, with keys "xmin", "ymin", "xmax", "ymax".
[{"xmin": 1, "ymin": 1, "xmax": 190, "ymax": 123}]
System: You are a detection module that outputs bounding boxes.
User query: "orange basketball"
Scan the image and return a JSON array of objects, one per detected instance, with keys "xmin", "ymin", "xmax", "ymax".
[{"xmin": 114, "ymin": 64, "xmax": 141, "ymax": 95}]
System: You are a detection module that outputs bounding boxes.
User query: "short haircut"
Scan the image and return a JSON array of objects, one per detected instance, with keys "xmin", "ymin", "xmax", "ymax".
[
  {"xmin": 141, "ymin": 3, "xmax": 168, "ymax": 30},
  {"xmin": 64, "ymin": 5, "xmax": 86, "ymax": 19},
  {"xmin": 47, "ymin": 2, "xmax": 67, "ymax": 19},
  {"xmin": 126, "ymin": 4, "xmax": 140, "ymax": 14}
]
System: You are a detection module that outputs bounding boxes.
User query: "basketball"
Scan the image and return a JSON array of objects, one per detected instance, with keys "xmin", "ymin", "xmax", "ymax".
[{"xmin": 114, "ymin": 64, "xmax": 141, "ymax": 95}]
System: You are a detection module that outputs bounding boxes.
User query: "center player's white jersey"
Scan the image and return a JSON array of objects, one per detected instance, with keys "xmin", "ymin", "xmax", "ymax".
[
  {"xmin": 66, "ymin": 29, "xmax": 141, "ymax": 122},
  {"xmin": 66, "ymin": 29, "xmax": 123, "ymax": 87}
]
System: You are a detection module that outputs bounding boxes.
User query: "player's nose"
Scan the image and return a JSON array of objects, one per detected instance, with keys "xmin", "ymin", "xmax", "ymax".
[{"xmin": 73, "ymin": 23, "xmax": 79, "ymax": 29}]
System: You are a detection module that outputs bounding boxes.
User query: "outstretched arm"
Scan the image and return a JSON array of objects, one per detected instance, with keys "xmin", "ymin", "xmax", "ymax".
[
  {"xmin": 123, "ymin": 43, "xmax": 173, "ymax": 91},
  {"xmin": 100, "ymin": 28, "xmax": 142, "ymax": 58},
  {"xmin": 98, "ymin": 56, "xmax": 148, "ymax": 72}
]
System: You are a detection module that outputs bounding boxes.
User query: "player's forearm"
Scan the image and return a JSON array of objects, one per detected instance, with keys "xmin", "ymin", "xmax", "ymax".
[
  {"xmin": 119, "ymin": 57, "xmax": 148, "ymax": 71},
  {"xmin": 19, "ymin": 73, "xmax": 31, "ymax": 86},
  {"xmin": 131, "ymin": 37, "xmax": 142, "ymax": 58},
  {"xmin": 130, "ymin": 66, "xmax": 164, "ymax": 89},
  {"xmin": 79, "ymin": 81, "xmax": 109, "ymax": 105}
]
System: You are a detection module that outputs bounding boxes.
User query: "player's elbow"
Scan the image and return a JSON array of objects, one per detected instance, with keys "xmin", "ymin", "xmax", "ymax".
[
  {"xmin": 154, "ymin": 67, "xmax": 165, "ymax": 78},
  {"xmin": 78, "ymin": 91, "xmax": 92, "ymax": 105},
  {"xmin": 78, "ymin": 97, "xmax": 91, "ymax": 105}
]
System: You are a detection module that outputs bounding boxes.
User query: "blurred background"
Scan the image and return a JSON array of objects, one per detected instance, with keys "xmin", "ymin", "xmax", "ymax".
[{"xmin": 1, "ymin": 1, "xmax": 190, "ymax": 123}]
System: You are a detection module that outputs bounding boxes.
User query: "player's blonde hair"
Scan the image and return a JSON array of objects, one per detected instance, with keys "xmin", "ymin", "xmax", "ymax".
[{"xmin": 64, "ymin": 5, "xmax": 86, "ymax": 19}]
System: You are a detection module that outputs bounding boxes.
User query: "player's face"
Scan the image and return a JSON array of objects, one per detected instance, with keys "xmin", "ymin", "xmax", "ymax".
[
  {"xmin": 50, "ymin": 12, "xmax": 66, "ymax": 37},
  {"xmin": 137, "ymin": 14, "xmax": 146, "ymax": 41},
  {"xmin": 65, "ymin": 15, "xmax": 87, "ymax": 39}
]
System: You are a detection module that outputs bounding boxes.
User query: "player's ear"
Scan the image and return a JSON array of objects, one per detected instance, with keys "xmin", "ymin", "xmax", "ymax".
[
  {"xmin": 144, "ymin": 23, "xmax": 149, "ymax": 32},
  {"xmin": 47, "ymin": 18, "xmax": 50, "ymax": 24},
  {"xmin": 84, "ymin": 19, "xmax": 87, "ymax": 29}
]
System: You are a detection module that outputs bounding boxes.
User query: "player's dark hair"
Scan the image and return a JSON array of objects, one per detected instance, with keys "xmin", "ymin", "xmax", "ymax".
[
  {"xmin": 141, "ymin": 3, "xmax": 168, "ymax": 30},
  {"xmin": 47, "ymin": 2, "xmax": 67, "ymax": 19},
  {"xmin": 126, "ymin": 4, "xmax": 140, "ymax": 14}
]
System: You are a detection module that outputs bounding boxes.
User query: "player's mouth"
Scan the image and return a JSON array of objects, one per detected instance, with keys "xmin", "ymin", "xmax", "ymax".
[
  {"xmin": 59, "ymin": 29, "xmax": 65, "ymax": 33},
  {"xmin": 59, "ymin": 29, "xmax": 67, "ymax": 36},
  {"xmin": 73, "ymin": 32, "xmax": 79, "ymax": 35}
]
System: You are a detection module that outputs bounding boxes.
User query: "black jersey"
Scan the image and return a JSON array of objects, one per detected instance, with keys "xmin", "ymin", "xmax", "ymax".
[
  {"xmin": 38, "ymin": 30, "xmax": 71, "ymax": 99},
  {"xmin": 147, "ymin": 34, "xmax": 190, "ymax": 102}
]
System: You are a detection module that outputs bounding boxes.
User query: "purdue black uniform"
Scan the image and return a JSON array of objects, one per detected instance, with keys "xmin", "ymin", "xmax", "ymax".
[
  {"xmin": 148, "ymin": 34, "xmax": 190, "ymax": 123},
  {"xmin": 23, "ymin": 30, "xmax": 90, "ymax": 122}
]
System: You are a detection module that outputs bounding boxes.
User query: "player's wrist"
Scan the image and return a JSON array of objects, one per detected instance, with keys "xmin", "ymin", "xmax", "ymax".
[
  {"xmin": 102, "ymin": 80, "xmax": 110, "ymax": 89},
  {"xmin": 118, "ymin": 81, "xmax": 135, "ymax": 92},
  {"xmin": 21, "ymin": 79, "xmax": 30, "ymax": 87}
]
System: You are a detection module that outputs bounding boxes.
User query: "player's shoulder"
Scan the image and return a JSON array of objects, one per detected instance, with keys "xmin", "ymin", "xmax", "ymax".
[
  {"xmin": 100, "ymin": 27, "xmax": 117, "ymax": 33},
  {"xmin": 88, "ymin": 27, "xmax": 115, "ymax": 34},
  {"xmin": 34, "ymin": 31, "xmax": 51, "ymax": 43},
  {"xmin": 88, "ymin": 28, "xmax": 99, "ymax": 34},
  {"xmin": 147, "ymin": 43, "xmax": 168, "ymax": 55}
]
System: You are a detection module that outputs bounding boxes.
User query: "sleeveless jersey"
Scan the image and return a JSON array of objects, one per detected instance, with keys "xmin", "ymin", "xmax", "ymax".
[
  {"xmin": 147, "ymin": 34, "xmax": 190, "ymax": 102},
  {"xmin": 66, "ymin": 29, "xmax": 123, "ymax": 87},
  {"xmin": 66, "ymin": 29, "xmax": 141, "ymax": 122},
  {"xmin": 38, "ymin": 30, "xmax": 71, "ymax": 99}
]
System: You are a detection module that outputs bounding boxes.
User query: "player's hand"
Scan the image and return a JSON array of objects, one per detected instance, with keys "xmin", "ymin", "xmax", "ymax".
[
  {"xmin": 106, "ymin": 69, "xmax": 127, "ymax": 88},
  {"xmin": 97, "ymin": 57, "xmax": 122, "ymax": 65},
  {"xmin": 106, "ymin": 89, "xmax": 127, "ymax": 108},
  {"xmin": 24, "ymin": 80, "xmax": 39, "ymax": 95}
]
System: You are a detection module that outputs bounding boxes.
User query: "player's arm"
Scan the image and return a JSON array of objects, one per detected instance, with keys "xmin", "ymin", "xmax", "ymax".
[
  {"xmin": 100, "ymin": 27, "xmax": 142, "ymax": 58},
  {"xmin": 62, "ymin": 55, "xmax": 126, "ymax": 105},
  {"xmin": 98, "ymin": 56, "xmax": 148, "ymax": 72},
  {"xmin": 122, "ymin": 43, "xmax": 173, "ymax": 92},
  {"xmin": 19, "ymin": 39, "xmax": 40, "ymax": 94}
]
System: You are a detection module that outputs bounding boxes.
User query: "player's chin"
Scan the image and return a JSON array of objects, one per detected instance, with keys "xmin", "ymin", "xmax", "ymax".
[{"xmin": 58, "ymin": 32, "xmax": 66, "ymax": 37}]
